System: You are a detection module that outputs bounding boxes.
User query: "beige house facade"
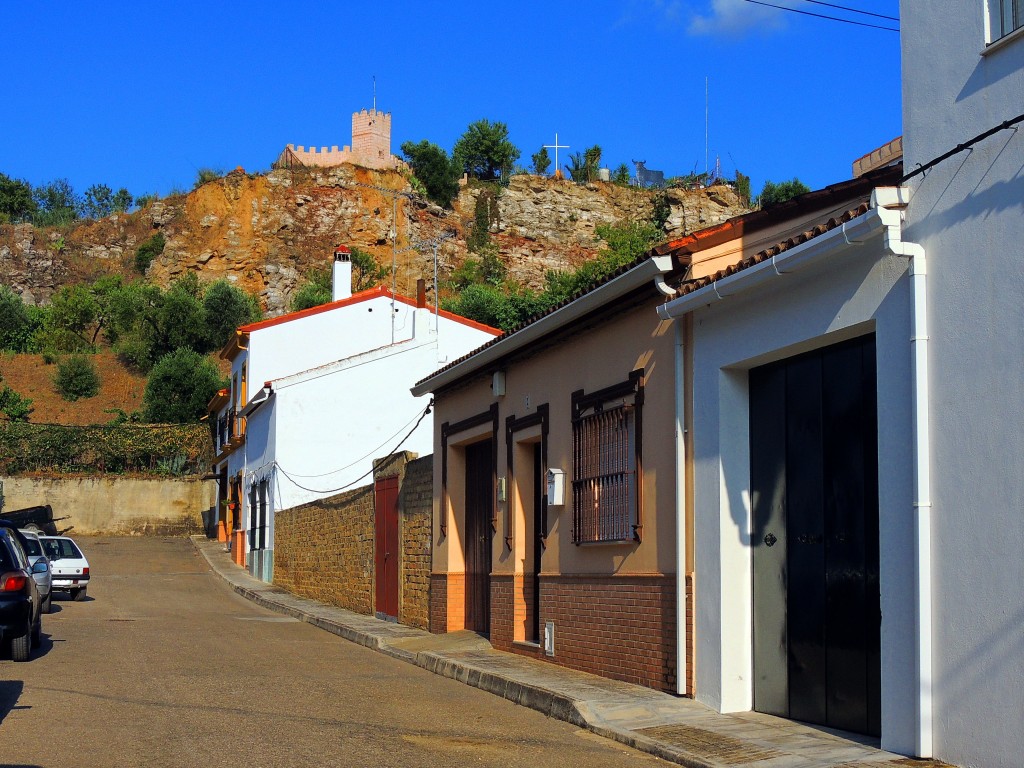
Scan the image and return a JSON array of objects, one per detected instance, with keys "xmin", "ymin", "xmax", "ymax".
[{"xmin": 413, "ymin": 165, "xmax": 902, "ymax": 696}]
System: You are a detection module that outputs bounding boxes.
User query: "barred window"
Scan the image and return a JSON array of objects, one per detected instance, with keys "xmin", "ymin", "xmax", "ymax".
[{"xmin": 571, "ymin": 370, "xmax": 643, "ymax": 544}]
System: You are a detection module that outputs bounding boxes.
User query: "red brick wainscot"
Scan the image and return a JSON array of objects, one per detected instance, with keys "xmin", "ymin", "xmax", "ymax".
[{"xmin": 491, "ymin": 573, "xmax": 680, "ymax": 693}]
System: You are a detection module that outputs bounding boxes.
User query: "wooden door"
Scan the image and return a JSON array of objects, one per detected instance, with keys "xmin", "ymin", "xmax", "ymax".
[
  {"xmin": 464, "ymin": 440, "xmax": 493, "ymax": 635},
  {"xmin": 375, "ymin": 475, "xmax": 400, "ymax": 620},
  {"xmin": 750, "ymin": 334, "xmax": 880, "ymax": 736},
  {"xmin": 529, "ymin": 444, "xmax": 543, "ymax": 644}
]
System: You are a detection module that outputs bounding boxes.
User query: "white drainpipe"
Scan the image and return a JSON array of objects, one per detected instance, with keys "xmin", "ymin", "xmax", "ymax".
[
  {"xmin": 652, "ymin": 271, "xmax": 689, "ymax": 696},
  {"xmin": 876, "ymin": 188, "xmax": 932, "ymax": 758}
]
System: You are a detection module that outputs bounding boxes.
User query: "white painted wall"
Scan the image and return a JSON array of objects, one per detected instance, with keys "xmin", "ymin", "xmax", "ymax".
[
  {"xmin": 230, "ymin": 304, "xmax": 495, "ymax": 568},
  {"xmin": 689, "ymin": 236, "xmax": 920, "ymax": 753},
  {"xmin": 901, "ymin": 4, "xmax": 1024, "ymax": 765}
]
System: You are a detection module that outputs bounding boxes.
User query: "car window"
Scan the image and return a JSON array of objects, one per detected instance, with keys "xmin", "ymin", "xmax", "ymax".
[
  {"xmin": 0, "ymin": 535, "xmax": 15, "ymax": 571},
  {"xmin": 3, "ymin": 533, "xmax": 28, "ymax": 570},
  {"xmin": 21, "ymin": 537, "xmax": 43, "ymax": 558},
  {"xmin": 42, "ymin": 538, "xmax": 82, "ymax": 560}
]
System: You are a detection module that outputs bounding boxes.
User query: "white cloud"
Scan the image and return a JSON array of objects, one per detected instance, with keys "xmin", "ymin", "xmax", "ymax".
[{"xmin": 688, "ymin": 0, "xmax": 790, "ymax": 37}]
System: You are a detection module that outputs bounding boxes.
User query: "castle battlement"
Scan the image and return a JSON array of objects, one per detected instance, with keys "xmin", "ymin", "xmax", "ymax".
[{"xmin": 275, "ymin": 109, "xmax": 399, "ymax": 171}]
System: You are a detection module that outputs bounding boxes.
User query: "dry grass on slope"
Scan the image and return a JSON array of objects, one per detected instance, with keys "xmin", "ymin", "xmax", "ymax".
[{"xmin": 0, "ymin": 351, "xmax": 148, "ymax": 425}]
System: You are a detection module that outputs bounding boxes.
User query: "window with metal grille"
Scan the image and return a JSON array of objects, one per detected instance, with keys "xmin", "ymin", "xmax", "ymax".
[
  {"xmin": 571, "ymin": 370, "xmax": 643, "ymax": 544},
  {"xmin": 248, "ymin": 478, "xmax": 269, "ymax": 551}
]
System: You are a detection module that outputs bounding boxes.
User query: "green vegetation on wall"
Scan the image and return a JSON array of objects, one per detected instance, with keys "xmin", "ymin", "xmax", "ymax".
[{"xmin": 0, "ymin": 422, "xmax": 212, "ymax": 475}]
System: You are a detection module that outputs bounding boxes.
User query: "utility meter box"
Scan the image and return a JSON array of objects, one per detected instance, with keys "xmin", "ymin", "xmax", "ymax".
[{"xmin": 546, "ymin": 468, "xmax": 565, "ymax": 507}]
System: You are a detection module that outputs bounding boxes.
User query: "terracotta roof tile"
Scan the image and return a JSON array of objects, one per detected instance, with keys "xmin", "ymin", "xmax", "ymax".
[{"xmin": 416, "ymin": 164, "xmax": 901, "ymax": 389}]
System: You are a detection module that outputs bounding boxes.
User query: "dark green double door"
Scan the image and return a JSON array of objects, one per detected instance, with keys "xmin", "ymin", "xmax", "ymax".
[{"xmin": 750, "ymin": 335, "xmax": 881, "ymax": 736}]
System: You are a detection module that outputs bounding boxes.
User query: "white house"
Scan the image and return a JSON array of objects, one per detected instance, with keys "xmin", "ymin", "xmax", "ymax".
[
  {"xmin": 648, "ymin": 5, "xmax": 1024, "ymax": 760},
  {"xmin": 898, "ymin": 3, "xmax": 1024, "ymax": 766},
  {"xmin": 208, "ymin": 246, "xmax": 499, "ymax": 580}
]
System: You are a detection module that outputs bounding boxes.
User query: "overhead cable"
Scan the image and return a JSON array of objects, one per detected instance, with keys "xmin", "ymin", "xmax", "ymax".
[
  {"xmin": 741, "ymin": 0, "xmax": 899, "ymax": 31},
  {"xmin": 902, "ymin": 112, "xmax": 1024, "ymax": 181},
  {"xmin": 273, "ymin": 399, "xmax": 433, "ymax": 495}
]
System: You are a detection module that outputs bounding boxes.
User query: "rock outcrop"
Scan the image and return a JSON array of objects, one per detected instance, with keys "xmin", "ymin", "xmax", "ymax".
[{"xmin": 0, "ymin": 166, "xmax": 749, "ymax": 315}]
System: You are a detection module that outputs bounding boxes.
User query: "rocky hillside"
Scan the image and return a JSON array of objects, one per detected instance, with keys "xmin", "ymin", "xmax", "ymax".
[{"xmin": 0, "ymin": 166, "xmax": 749, "ymax": 316}]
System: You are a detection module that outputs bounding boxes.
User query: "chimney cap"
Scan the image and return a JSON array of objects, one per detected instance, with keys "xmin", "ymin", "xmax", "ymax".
[{"xmin": 334, "ymin": 244, "xmax": 351, "ymax": 262}]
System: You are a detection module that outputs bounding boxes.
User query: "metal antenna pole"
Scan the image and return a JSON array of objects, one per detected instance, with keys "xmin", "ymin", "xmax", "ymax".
[{"xmin": 353, "ymin": 181, "xmax": 414, "ymax": 344}]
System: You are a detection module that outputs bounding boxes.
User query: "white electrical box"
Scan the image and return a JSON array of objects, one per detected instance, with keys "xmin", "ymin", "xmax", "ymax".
[{"xmin": 546, "ymin": 468, "xmax": 565, "ymax": 506}]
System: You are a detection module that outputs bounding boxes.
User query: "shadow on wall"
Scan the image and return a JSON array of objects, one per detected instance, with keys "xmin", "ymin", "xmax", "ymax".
[{"xmin": 201, "ymin": 505, "xmax": 218, "ymax": 539}]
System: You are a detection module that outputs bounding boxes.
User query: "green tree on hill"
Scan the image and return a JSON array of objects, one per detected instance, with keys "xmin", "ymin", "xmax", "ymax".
[
  {"xmin": 759, "ymin": 177, "xmax": 811, "ymax": 207},
  {"xmin": 453, "ymin": 119, "xmax": 520, "ymax": 181},
  {"xmin": 401, "ymin": 140, "xmax": 461, "ymax": 207},
  {"xmin": 32, "ymin": 179, "xmax": 80, "ymax": 226},
  {"xmin": 0, "ymin": 173, "xmax": 36, "ymax": 223},
  {"xmin": 142, "ymin": 348, "xmax": 225, "ymax": 424},
  {"xmin": 531, "ymin": 146, "xmax": 551, "ymax": 176},
  {"xmin": 202, "ymin": 279, "xmax": 261, "ymax": 350}
]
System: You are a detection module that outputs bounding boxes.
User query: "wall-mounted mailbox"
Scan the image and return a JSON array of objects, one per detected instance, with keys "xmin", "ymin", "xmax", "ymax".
[{"xmin": 546, "ymin": 468, "xmax": 565, "ymax": 507}]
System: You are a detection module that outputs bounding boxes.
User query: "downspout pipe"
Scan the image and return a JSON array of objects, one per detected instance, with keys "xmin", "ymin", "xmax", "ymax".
[
  {"xmin": 876, "ymin": 189, "xmax": 932, "ymax": 758},
  {"xmin": 652, "ymin": 272, "xmax": 688, "ymax": 696}
]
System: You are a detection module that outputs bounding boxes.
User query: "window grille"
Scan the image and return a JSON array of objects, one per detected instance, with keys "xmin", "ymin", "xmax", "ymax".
[
  {"xmin": 571, "ymin": 369, "xmax": 644, "ymax": 544},
  {"xmin": 248, "ymin": 479, "xmax": 268, "ymax": 551},
  {"xmin": 573, "ymin": 406, "xmax": 636, "ymax": 543}
]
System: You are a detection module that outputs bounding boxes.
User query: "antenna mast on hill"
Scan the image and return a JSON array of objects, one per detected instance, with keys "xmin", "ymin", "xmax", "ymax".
[
  {"xmin": 705, "ymin": 76, "xmax": 709, "ymax": 179},
  {"xmin": 373, "ymin": 75, "xmax": 376, "ymax": 112}
]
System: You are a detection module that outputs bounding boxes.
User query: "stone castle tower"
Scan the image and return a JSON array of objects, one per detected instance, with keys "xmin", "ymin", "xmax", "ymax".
[{"xmin": 274, "ymin": 108, "xmax": 400, "ymax": 171}]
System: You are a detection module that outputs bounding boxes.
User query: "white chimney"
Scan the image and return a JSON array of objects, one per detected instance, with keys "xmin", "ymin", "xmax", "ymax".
[{"xmin": 332, "ymin": 245, "xmax": 352, "ymax": 301}]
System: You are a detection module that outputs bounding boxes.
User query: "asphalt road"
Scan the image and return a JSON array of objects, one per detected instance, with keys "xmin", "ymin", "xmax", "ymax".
[{"xmin": 0, "ymin": 537, "xmax": 662, "ymax": 768}]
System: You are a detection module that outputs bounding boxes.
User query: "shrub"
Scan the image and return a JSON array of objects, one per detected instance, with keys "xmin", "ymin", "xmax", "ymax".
[
  {"xmin": 54, "ymin": 355, "xmax": 100, "ymax": 401},
  {"xmin": 142, "ymin": 348, "xmax": 225, "ymax": 424},
  {"xmin": 0, "ymin": 379, "xmax": 33, "ymax": 422},
  {"xmin": 134, "ymin": 231, "xmax": 165, "ymax": 273},
  {"xmin": 194, "ymin": 168, "xmax": 224, "ymax": 189}
]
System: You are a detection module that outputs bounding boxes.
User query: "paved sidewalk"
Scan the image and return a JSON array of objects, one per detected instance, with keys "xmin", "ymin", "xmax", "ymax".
[{"xmin": 192, "ymin": 537, "xmax": 947, "ymax": 768}]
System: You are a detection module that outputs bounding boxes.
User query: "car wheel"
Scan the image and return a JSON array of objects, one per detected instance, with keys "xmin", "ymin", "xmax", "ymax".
[
  {"xmin": 11, "ymin": 621, "xmax": 31, "ymax": 662},
  {"xmin": 73, "ymin": 587, "xmax": 87, "ymax": 602},
  {"xmin": 42, "ymin": 592, "xmax": 52, "ymax": 614},
  {"xmin": 31, "ymin": 615, "xmax": 42, "ymax": 648}
]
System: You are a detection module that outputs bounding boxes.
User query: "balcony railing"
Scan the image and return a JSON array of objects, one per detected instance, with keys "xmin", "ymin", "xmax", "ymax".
[{"xmin": 212, "ymin": 409, "xmax": 246, "ymax": 455}]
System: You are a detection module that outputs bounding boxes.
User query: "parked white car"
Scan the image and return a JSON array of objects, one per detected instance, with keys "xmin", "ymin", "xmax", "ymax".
[
  {"xmin": 39, "ymin": 536, "xmax": 90, "ymax": 602},
  {"xmin": 18, "ymin": 530, "xmax": 53, "ymax": 613}
]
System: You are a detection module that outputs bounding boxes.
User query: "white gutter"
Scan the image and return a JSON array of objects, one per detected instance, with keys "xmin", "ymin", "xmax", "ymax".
[
  {"xmin": 875, "ymin": 187, "xmax": 932, "ymax": 759},
  {"xmin": 673, "ymin": 319, "xmax": 687, "ymax": 695},
  {"xmin": 656, "ymin": 208, "xmax": 885, "ymax": 320},
  {"xmin": 412, "ymin": 255, "xmax": 674, "ymax": 396}
]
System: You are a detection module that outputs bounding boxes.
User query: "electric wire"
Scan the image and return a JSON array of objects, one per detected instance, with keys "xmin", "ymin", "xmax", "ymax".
[
  {"xmin": 798, "ymin": 0, "xmax": 898, "ymax": 22},
  {"xmin": 741, "ymin": 0, "xmax": 899, "ymax": 31},
  {"xmin": 902, "ymin": 112, "xmax": 1024, "ymax": 181},
  {"xmin": 274, "ymin": 406, "xmax": 429, "ymax": 478},
  {"xmin": 272, "ymin": 399, "xmax": 433, "ymax": 495}
]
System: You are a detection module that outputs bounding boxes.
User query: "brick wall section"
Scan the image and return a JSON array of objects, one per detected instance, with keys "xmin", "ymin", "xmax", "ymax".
[
  {"xmin": 397, "ymin": 455, "xmax": 432, "ymax": 630},
  {"xmin": 430, "ymin": 574, "xmax": 448, "ymax": 633},
  {"xmin": 491, "ymin": 573, "xmax": 678, "ymax": 693},
  {"xmin": 272, "ymin": 484, "xmax": 375, "ymax": 614}
]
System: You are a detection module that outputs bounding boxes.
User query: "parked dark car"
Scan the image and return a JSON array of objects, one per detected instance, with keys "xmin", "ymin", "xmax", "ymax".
[{"xmin": 0, "ymin": 524, "xmax": 43, "ymax": 661}]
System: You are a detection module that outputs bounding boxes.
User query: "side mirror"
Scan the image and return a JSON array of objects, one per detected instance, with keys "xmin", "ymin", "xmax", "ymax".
[{"xmin": 32, "ymin": 560, "xmax": 49, "ymax": 575}]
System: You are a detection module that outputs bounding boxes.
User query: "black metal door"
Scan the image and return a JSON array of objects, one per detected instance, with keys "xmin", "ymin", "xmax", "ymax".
[
  {"xmin": 464, "ymin": 440, "xmax": 493, "ymax": 635},
  {"xmin": 751, "ymin": 334, "xmax": 880, "ymax": 736}
]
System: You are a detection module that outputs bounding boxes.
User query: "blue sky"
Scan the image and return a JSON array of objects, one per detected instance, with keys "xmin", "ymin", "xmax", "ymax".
[{"xmin": 1, "ymin": 0, "xmax": 901, "ymax": 200}]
